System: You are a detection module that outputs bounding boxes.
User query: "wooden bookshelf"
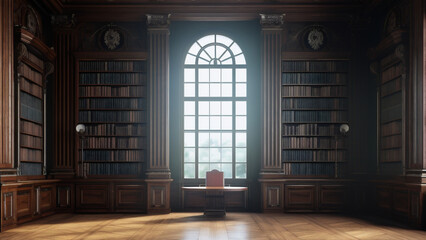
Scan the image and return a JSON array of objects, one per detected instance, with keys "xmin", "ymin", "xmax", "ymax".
[
  {"xmin": 76, "ymin": 59, "xmax": 147, "ymax": 178},
  {"xmin": 282, "ymin": 60, "xmax": 349, "ymax": 177}
]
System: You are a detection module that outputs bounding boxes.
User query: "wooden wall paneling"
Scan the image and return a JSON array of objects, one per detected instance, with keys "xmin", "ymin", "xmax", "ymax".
[
  {"xmin": 76, "ymin": 184, "xmax": 109, "ymax": 211},
  {"xmin": 16, "ymin": 188, "xmax": 32, "ymax": 223},
  {"xmin": 284, "ymin": 184, "xmax": 316, "ymax": 212},
  {"xmin": 115, "ymin": 184, "xmax": 146, "ymax": 212},
  {"xmin": 38, "ymin": 184, "xmax": 56, "ymax": 214},
  {"xmin": 376, "ymin": 186, "xmax": 392, "ymax": 211},
  {"xmin": 182, "ymin": 190, "xmax": 205, "ymax": 210},
  {"xmin": 259, "ymin": 14, "xmax": 284, "ymax": 173},
  {"xmin": 1, "ymin": 188, "xmax": 17, "ymax": 231},
  {"xmin": 0, "ymin": 0, "xmax": 14, "ymax": 170},
  {"xmin": 261, "ymin": 183, "xmax": 283, "ymax": 212},
  {"xmin": 224, "ymin": 191, "xmax": 246, "ymax": 210},
  {"xmin": 318, "ymin": 184, "xmax": 345, "ymax": 211},
  {"xmin": 392, "ymin": 188, "xmax": 410, "ymax": 216},
  {"xmin": 56, "ymin": 185, "xmax": 72, "ymax": 209}
]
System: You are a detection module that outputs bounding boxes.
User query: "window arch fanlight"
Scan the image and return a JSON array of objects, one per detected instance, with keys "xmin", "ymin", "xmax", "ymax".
[{"xmin": 183, "ymin": 34, "xmax": 247, "ymax": 180}]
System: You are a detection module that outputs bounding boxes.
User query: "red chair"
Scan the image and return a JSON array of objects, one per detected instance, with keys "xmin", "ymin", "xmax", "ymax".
[{"xmin": 206, "ymin": 169, "xmax": 224, "ymax": 187}]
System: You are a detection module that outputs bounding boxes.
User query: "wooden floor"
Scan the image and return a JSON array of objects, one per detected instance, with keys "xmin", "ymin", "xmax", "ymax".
[{"xmin": 0, "ymin": 213, "xmax": 424, "ymax": 240}]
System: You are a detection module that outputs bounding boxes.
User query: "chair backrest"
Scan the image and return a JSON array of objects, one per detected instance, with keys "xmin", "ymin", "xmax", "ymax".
[{"xmin": 206, "ymin": 169, "xmax": 224, "ymax": 187}]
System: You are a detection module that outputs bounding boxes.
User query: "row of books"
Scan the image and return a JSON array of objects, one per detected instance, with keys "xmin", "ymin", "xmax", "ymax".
[
  {"xmin": 20, "ymin": 148, "xmax": 42, "ymax": 162},
  {"xmin": 283, "ymin": 123, "xmax": 340, "ymax": 136},
  {"xmin": 381, "ymin": 135, "xmax": 401, "ymax": 149},
  {"xmin": 21, "ymin": 92, "xmax": 42, "ymax": 123},
  {"xmin": 282, "ymin": 61, "xmax": 348, "ymax": 72},
  {"xmin": 85, "ymin": 123, "xmax": 146, "ymax": 136},
  {"xmin": 380, "ymin": 149, "xmax": 401, "ymax": 162},
  {"xmin": 79, "ymin": 111, "xmax": 146, "ymax": 122},
  {"xmin": 381, "ymin": 105, "xmax": 402, "ymax": 123},
  {"xmin": 283, "ymin": 150, "xmax": 346, "ymax": 161},
  {"xmin": 20, "ymin": 134, "xmax": 43, "ymax": 149},
  {"xmin": 380, "ymin": 52, "xmax": 399, "ymax": 69},
  {"xmin": 282, "ymin": 73, "xmax": 347, "ymax": 85},
  {"xmin": 79, "ymin": 98, "xmax": 146, "ymax": 109},
  {"xmin": 282, "ymin": 137, "xmax": 345, "ymax": 149},
  {"xmin": 381, "ymin": 77, "xmax": 401, "ymax": 97},
  {"xmin": 282, "ymin": 98, "xmax": 347, "ymax": 109},
  {"xmin": 83, "ymin": 150, "xmax": 144, "ymax": 162},
  {"xmin": 381, "ymin": 91, "xmax": 401, "ymax": 110},
  {"xmin": 282, "ymin": 86, "xmax": 347, "ymax": 97},
  {"xmin": 21, "ymin": 120, "xmax": 42, "ymax": 137},
  {"xmin": 79, "ymin": 61, "xmax": 146, "ymax": 72},
  {"xmin": 79, "ymin": 86, "xmax": 145, "ymax": 97},
  {"xmin": 381, "ymin": 120, "xmax": 401, "ymax": 137},
  {"xmin": 282, "ymin": 162, "xmax": 340, "ymax": 176},
  {"xmin": 282, "ymin": 111, "xmax": 347, "ymax": 122},
  {"xmin": 21, "ymin": 78, "xmax": 42, "ymax": 98},
  {"xmin": 79, "ymin": 73, "xmax": 146, "ymax": 85},
  {"xmin": 84, "ymin": 137, "xmax": 145, "ymax": 149},
  {"xmin": 381, "ymin": 63, "xmax": 402, "ymax": 84},
  {"xmin": 25, "ymin": 51, "xmax": 44, "ymax": 70},
  {"xmin": 18, "ymin": 63, "xmax": 43, "ymax": 86},
  {"xmin": 79, "ymin": 162, "xmax": 142, "ymax": 176}
]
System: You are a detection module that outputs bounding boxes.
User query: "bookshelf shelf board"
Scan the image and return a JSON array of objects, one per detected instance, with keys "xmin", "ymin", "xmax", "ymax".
[
  {"xmin": 380, "ymin": 133, "xmax": 402, "ymax": 137},
  {"xmin": 282, "ymin": 83, "xmax": 347, "ymax": 86},
  {"xmin": 380, "ymin": 118, "xmax": 402, "ymax": 124},
  {"xmin": 282, "ymin": 134, "xmax": 339, "ymax": 137},
  {"xmin": 282, "ymin": 71, "xmax": 348, "ymax": 74},
  {"xmin": 283, "ymin": 108, "xmax": 347, "ymax": 111},
  {"xmin": 283, "ymin": 161, "xmax": 347, "ymax": 163},
  {"xmin": 382, "ymin": 75, "xmax": 402, "ymax": 84},
  {"xmin": 79, "ymin": 84, "xmax": 145, "ymax": 86},
  {"xmin": 79, "ymin": 70, "xmax": 146, "ymax": 73},
  {"xmin": 79, "ymin": 96, "xmax": 145, "ymax": 99},
  {"xmin": 85, "ymin": 135, "xmax": 146, "ymax": 138},
  {"xmin": 79, "ymin": 148, "xmax": 144, "ymax": 150},
  {"xmin": 21, "ymin": 76, "xmax": 43, "ymax": 87},
  {"xmin": 22, "ymin": 57, "xmax": 44, "ymax": 73},
  {"xmin": 20, "ymin": 132, "xmax": 43, "ymax": 138},
  {"xmin": 79, "ymin": 161, "xmax": 143, "ymax": 163},
  {"xmin": 20, "ymin": 145, "xmax": 43, "ymax": 150},
  {"xmin": 381, "ymin": 60, "xmax": 402, "ymax": 72},
  {"xmin": 78, "ymin": 122, "xmax": 145, "ymax": 124},
  {"xmin": 282, "ymin": 121, "xmax": 349, "ymax": 124},
  {"xmin": 380, "ymin": 90, "xmax": 402, "ymax": 99},
  {"xmin": 20, "ymin": 160, "xmax": 43, "ymax": 163},
  {"xmin": 282, "ymin": 96, "xmax": 348, "ymax": 98},
  {"xmin": 20, "ymin": 89, "xmax": 42, "ymax": 99},
  {"xmin": 283, "ymin": 147, "xmax": 347, "ymax": 150},
  {"xmin": 380, "ymin": 146, "xmax": 402, "ymax": 150},
  {"xmin": 79, "ymin": 108, "xmax": 144, "ymax": 111},
  {"xmin": 19, "ymin": 117, "xmax": 43, "ymax": 125}
]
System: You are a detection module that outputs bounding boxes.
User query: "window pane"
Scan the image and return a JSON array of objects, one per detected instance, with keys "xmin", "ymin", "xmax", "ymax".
[
  {"xmin": 184, "ymin": 132, "xmax": 195, "ymax": 147},
  {"xmin": 230, "ymin": 43, "xmax": 242, "ymax": 55},
  {"xmin": 222, "ymin": 163, "xmax": 232, "ymax": 178},
  {"xmin": 197, "ymin": 35, "xmax": 215, "ymax": 47},
  {"xmin": 210, "ymin": 148, "xmax": 221, "ymax": 162},
  {"xmin": 222, "ymin": 69, "xmax": 232, "ymax": 82},
  {"xmin": 184, "ymin": 101, "xmax": 195, "ymax": 115},
  {"xmin": 236, "ymin": 68, "xmax": 246, "ymax": 82},
  {"xmin": 222, "ymin": 116, "xmax": 232, "ymax": 130},
  {"xmin": 184, "ymin": 54, "xmax": 196, "ymax": 65},
  {"xmin": 184, "ymin": 163, "xmax": 195, "ymax": 178},
  {"xmin": 199, "ymin": 149, "xmax": 209, "ymax": 162},
  {"xmin": 222, "ymin": 83, "xmax": 232, "ymax": 97},
  {"xmin": 199, "ymin": 83, "xmax": 210, "ymax": 97},
  {"xmin": 199, "ymin": 132, "xmax": 209, "ymax": 147},
  {"xmin": 210, "ymin": 132, "xmax": 221, "ymax": 147},
  {"xmin": 210, "ymin": 83, "xmax": 221, "ymax": 97},
  {"xmin": 210, "ymin": 69, "xmax": 220, "ymax": 82},
  {"xmin": 184, "ymin": 148, "xmax": 195, "ymax": 162},
  {"xmin": 216, "ymin": 35, "xmax": 233, "ymax": 47},
  {"xmin": 236, "ymin": 148, "xmax": 246, "ymax": 162},
  {"xmin": 222, "ymin": 102, "xmax": 232, "ymax": 115},
  {"xmin": 216, "ymin": 46, "xmax": 226, "ymax": 60},
  {"xmin": 210, "ymin": 102, "xmax": 221, "ymax": 115},
  {"xmin": 210, "ymin": 163, "xmax": 221, "ymax": 172},
  {"xmin": 222, "ymin": 148, "xmax": 232, "ymax": 162},
  {"xmin": 184, "ymin": 68, "xmax": 195, "ymax": 82},
  {"xmin": 199, "ymin": 102, "xmax": 209, "ymax": 115},
  {"xmin": 188, "ymin": 43, "xmax": 201, "ymax": 55},
  {"xmin": 236, "ymin": 116, "xmax": 246, "ymax": 130},
  {"xmin": 236, "ymin": 83, "xmax": 246, "ymax": 97},
  {"xmin": 199, "ymin": 163, "xmax": 209, "ymax": 178},
  {"xmin": 236, "ymin": 101, "xmax": 246, "ymax": 115},
  {"xmin": 200, "ymin": 50, "xmax": 211, "ymax": 62},
  {"xmin": 198, "ymin": 58, "xmax": 209, "ymax": 65},
  {"xmin": 199, "ymin": 69, "xmax": 209, "ymax": 82},
  {"xmin": 222, "ymin": 133, "xmax": 232, "ymax": 147},
  {"xmin": 184, "ymin": 83, "xmax": 195, "ymax": 97},
  {"xmin": 199, "ymin": 116, "xmax": 210, "ymax": 130},
  {"xmin": 205, "ymin": 46, "xmax": 216, "ymax": 59},
  {"xmin": 235, "ymin": 54, "xmax": 246, "ymax": 65},
  {"xmin": 220, "ymin": 52, "xmax": 232, "ymax": 64},
  {"xmin": 210, "ymin": 116, "xmax": 221, "ymax": 130},
  {"xmin": 236, "ymin": 163, "xmax": 246, "ymax": 178},
  {"xmin": 184, "ymin": 116, "xmax": 195, "ymax": 130},
  {"xmin": 236, "ymin": 132, "xmax": 246, "ymax": 147}
]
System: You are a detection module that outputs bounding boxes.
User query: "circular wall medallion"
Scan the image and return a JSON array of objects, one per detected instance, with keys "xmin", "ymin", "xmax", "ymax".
[
  {"xmin": 306, "ymin": 28, "xmax": 325, "ymax": 51},
  {"xmin": 103, "ymin": 28, "xmax": 122, "ymax": 50}
]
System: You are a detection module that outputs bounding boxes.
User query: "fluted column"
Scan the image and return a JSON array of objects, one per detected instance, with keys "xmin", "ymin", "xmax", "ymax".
[
  {"xmin": 0, "ymin": 0, "xmax": 15, "ymax": 173},
  {"xmin": 260, "ymin": 14, "xmax": 284, "ymax": 173},
  {"xmin": 146, "ymin": 14, "xmax": 172, "ymax": 214}
]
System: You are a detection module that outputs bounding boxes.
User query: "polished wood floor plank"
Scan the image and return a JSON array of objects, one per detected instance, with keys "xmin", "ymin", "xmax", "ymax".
[{"xmin": 0, "ymin": 213, "xmax": 425, "ymax": 240}]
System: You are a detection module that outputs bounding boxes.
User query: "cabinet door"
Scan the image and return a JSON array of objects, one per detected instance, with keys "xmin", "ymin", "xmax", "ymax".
[
  {"xmin": 318, "ymin": 185, "xmax": 345, "ymax": 211},
  {"xmin": 2, "ymin": 191, "xmax": 16, "ymax": 228},
  {"xmin": 284, "ymin": 185, "xmax": 316, "ymax": 211},
  {"xmin": 76, "ymin": 184, "xmax": 110, "ymax": 212},
  {"xmin": 115, "ymin": 184, "xmax": 145, "ymax": 212},
  {"xmin": 39, "ymin": 185, "xmax": 55, "ymax": 214},
  {"xmin": 17, "ymin": 189, "xmax": 32, "ymax": 222}
]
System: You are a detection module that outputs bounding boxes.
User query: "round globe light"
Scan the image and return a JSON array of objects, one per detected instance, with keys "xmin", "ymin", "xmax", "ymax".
[
  {"xmin": 75, "ymin": 124, "xmax": 86, "ymax": 134},
  {"xmin": 339, "ymin": 124, "xmax": 349, "ymax": 134}
]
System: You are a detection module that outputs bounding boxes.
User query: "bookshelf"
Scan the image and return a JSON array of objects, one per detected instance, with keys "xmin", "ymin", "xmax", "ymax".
[
  {"xmin": 282, "ymin": 60, "xmax": 349, "ymax": 177},
  {"xmin": 77, "ymin": 59, "xmax": 147, "ymax": 178}
]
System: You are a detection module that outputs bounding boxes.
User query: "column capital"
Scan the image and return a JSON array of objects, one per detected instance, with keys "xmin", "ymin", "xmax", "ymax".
[
  {"xmin": 260, "ymin": 14, "xmax": 285, "ymax": 28},
  {"xmin": 146, "ymin": 14, "xmax": 171, "ymax": 29}
]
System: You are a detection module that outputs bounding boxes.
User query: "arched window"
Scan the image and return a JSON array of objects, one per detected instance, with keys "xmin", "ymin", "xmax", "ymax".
[{"xmin": 183, "ymin": 34, "xmax": 247, "ymax": 179}]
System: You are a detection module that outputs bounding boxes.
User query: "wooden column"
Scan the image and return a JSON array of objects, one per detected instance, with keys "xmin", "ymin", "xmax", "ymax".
[
  {"xmin": 146, "ymin": 14, "xmax": 172, "ymax": 214},
  {"xmin": 51, "ymin": 16, "xmax": 76, "ymax": 177},
  {"xmin": 0, "ymin": 0, "xmax": 15, "ymax": 173},
  {"xmin": 260, "ymin": 14, "xmax": 284, "ymax": 174}
]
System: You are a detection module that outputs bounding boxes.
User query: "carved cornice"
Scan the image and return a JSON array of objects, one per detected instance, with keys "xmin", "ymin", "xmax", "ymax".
[
  {"xmin": 260, "ymin": 14, "xmax": 285, "ymax": 28},
  {"xmin": 51, "ymin": 14, "xmax": 76, "ymax": 28},
  {"xmin": 146, "ymin": 14, "xmax": 171, "ymax": 29}
]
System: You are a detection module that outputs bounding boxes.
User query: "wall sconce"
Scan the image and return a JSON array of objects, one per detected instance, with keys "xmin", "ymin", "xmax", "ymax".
[{"xmin": 76, "ymin": 124, "xmax": 86, "ymax": 178}]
